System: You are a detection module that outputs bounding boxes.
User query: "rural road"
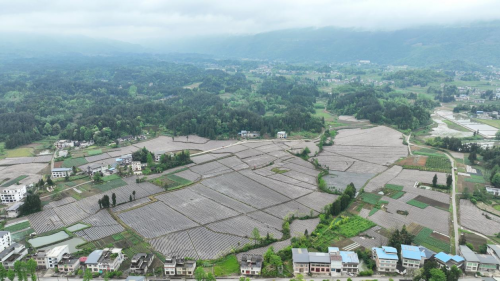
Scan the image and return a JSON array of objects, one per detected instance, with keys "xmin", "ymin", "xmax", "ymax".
[
  {"xmin": 34, "ymin": 277, "xmax": 484, "ymax": 281},
  {"xmin": 444, "ymin": 153, "xmax": 460, "ymax": 254}
]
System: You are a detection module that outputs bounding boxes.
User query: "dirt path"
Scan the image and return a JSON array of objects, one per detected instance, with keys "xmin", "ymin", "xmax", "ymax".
[{"xmin": 39, "ymin": 180, "xmax": 91, "ymax": 200}]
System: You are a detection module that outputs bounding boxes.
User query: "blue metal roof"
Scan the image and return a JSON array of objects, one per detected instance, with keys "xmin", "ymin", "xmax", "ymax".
[
  {"xmin": 340, "ymin": 251, "xmax": 359, "ymax": 263},
  {"xmin": 382, "ymin": 246, "xmax": 397, "ymax": 253},
  {"xmin": 85, "ymin": 250, "xmax": 103, "ymax": 264},
  {"xmin": 401, "ymin": 244, "xmax": 423, "ymax": 260},
  {"xmin": 373, "ymin": 247, "xmax": 398, "ymax": 260},
  {"xmin": 435, "ymin": 252, "xmax": 464, "ymax": 263},
  {"xmin": 328, "ymin": 247, "xmax": 340, "ymax": 252}
]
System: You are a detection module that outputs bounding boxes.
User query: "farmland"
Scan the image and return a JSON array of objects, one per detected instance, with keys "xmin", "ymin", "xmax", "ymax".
[{"xmin": 414, "ymin": 227, "xmax": 450, "ymax": 253}]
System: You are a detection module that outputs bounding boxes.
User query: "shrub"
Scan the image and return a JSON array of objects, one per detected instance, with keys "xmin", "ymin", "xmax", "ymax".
[{"xmin": 359, "ymin": 270, "xmax": 373, "ymax": 276}]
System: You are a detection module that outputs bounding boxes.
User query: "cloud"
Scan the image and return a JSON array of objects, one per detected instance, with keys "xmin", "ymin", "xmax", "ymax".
[{"xmin": 0, "ymin": 0, "xmax": 499, "ymax": 42}]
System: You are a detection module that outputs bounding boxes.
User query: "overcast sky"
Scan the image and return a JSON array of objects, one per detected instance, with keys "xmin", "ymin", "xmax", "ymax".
[{"xmin": 1, "ymin": 0, "xmax": 500, "ymax": 43}]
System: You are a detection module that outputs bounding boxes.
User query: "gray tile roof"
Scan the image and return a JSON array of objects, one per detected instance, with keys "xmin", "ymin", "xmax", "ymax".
[
  {"xmin": 308, "ymin": 252, "xmax": 330, "ymax": 263},
  {"xmin": 292, "ymin": 248, "xmax": 309, "ymax": 263},
  {"xmin": 477, "ymin": 254, "xmax": 500, "ymax": 265},
  {"xmin": 459, "ymin": 245, "xmax": 480, "ymax": 262},
  {"xmin": 85, "ymin": 250, "xmax": 103, "ymax": 264}
]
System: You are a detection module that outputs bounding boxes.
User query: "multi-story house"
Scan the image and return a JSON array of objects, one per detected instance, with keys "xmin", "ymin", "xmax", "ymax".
[
  {"xmin": 1, "ymin": 185, "xmax": 27, "ymax": 204},
  {"xmin": 6, "ymin": 202, "xmax": 23, "ymax": 218},
  {"xmin": 164, "ymin": 256, "xmax": 176, "ymax": 276},
  {"xmin": 329, "ymin": 247, "xmax": 343, "ymax": 276},
  {"xmin": 131, "ymin": 161, "xmax": 142, "ymax": 175},
  {"xmin": 401, "ymin": 244, "xmax": 425, "ymax": 269},
  {"xmin": 372, "ymin": 246, "xmax": 398, "ymax": 272},
  {"xmin": 292, "ymin": 248, "xmax": 310, "ymax": 274},
  {"xmin": 309, "ymin": 252, "xmax": 330, "ymax": 275},
  {"xmin": 0, "ymin": 232, "xmax": 11, "ymax": 253},
  {"xmin": 459, "ymin": 245, "xmax": 479, "ymax": 273},
  {"xmin": 340, "ymin": 251, "xmax": 359, "ymax": 275},
  {"xmin": 130, "ymin": 253, "xmax": 154, "ymax": 274},
  {"xmin": 0, "ymin": 243, "xmax": 28, "ymax": 268},
  {"xmin": 239, "ymin": 254, "xmax": 262, "ymax": 276},
  {"xmin": 487, "ymin": 244, "xmax": 500, "ymax": 263},
  {"xmin": 433, "ymin": 252, "xmax": 464, "ymax": 270},
  {"xmin": 277, "ymin": 131, "xmax": 287, "ymax": 139},
  {"xmin": 175, "ymin": 258, "xmax": 196, "ymax": 276},
  {"xmin": 477, "ymin": 254, "xmax": 499, "ymax": 273},
  {"xmin": 57, "ymin": 254, "xmax": 80, "ymax": 273},
  {"xmin": 51, "ymin": 168, "xmax": 72, "ymax": 178},
  {"xmin": 45, "ymin": 245, "xmax": 69, "ymax": 268},
  {"xmin": 33, "ymin": 250, "xmax": 47, "ymax": 269},
  {"xmin": 85, "ymin": 248, "xmax": 123, "ymax": 273},
  {"xmin": 154, "ymin": 151, "xmax": 165, "ymax": 162}
]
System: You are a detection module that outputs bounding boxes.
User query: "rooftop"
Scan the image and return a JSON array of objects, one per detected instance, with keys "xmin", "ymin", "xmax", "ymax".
[
  {"xmin": 340, "ymin": 251, "xmax": 359, "ymax": 264},
  {"xmin": 401, "ymin": 244, "xmax": 424, "ymax": 261},
  {"xmin": 477, "ymin": 254, "xmax": 500, "ymax": 265},
  {"xmin": 382, "ymin": 246, "xmax": 397, "ymax": 253},
  {"xmin": 488, "ymin": 244, "xmax": 500, "ymax": 258},
  {"xmin": 6, "ymin": 202, "xmax": 23, "ymax": 211},
  {"xmin": 46, "ymin": 245, "xmax": 68, "ymax": 258},
  {"xmin": 52, "ymin": 168, "xmax": 71, "ymax": 172},
  {"xmin": 459, "ymin": 245, "xmax": 480, "ymax": 262},
  {"xmin": 308, "ymin": 252, "xmax": 330, "ymax": 263},
  {"xmin": 85, "ymin": 250, "xmax": 103, "ymax": 264},
  {"xmin": 373, "ymin": 247, "xmax": 398, "ymax": 260},
  {"xmin": 292, "ymin": 248, "xmax": 309, "ymax": 263},
  {"xmin": 434, "ymin": 252, "xmax": 464, "ymax": 263}
]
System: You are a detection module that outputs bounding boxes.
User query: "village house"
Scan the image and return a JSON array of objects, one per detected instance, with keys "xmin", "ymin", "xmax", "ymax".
[
  {"xmin": 401, "ymin": 244, "xmax": 425, "ymax": 269},
  {"xmin": 485, "ymin": 186, "xmax": 500, "ymax": 196},
  {"xmin": 0, "ymin": 232, "xmax": 11, "ymax": 253},
  {"xmin": 131, "ymin": 161, "xmax": 143, "ymax": 175},
  {"xmin": 487, "ymin": 244, "xmax": 500, "ymax": 263},
  {"xmin": 54, "ymin": 140, "xmax": 74, "ymax": 149},
  {"xmin": 116, "ymin": 154, "xmax": 133, "ymax": 165},
  {"xmin": 154, "ymin": 151, "xmax": 165, "ymax": 162},
  {"xmin": 51, "ymin": 168, "xmax": 72, "ymax": 178},
  {"xmin": 85, "ymin": 248, "xmax": 123, "ymax": 273},
  {"xmin": 240, "ymin": 254, "xmax": 263, "ymax": 276},
  {"xmin": 45, "ymin": 245, "xmax": 69, "ymax": 268},
  {"xmin": 0, "ymin": 185, "xmax": 27, "ymax": 204},
  {"xmin": 277, "ymin": 131, "xmax": 287, "ymax": 139},
  {"xmin": 0, "ymin": 243, "xmax": 27, "ymax": 268},
  {"xmin": 33, "ymin": 250, "xmax": 47, "ymax": 269},
  {"xmin": 164, "ymin": 257, "xmax": 176, "ymax": 276},
  {"xmin": 239, "ymin": 131, "xmax": 260, "ymax": 139},
  {"xmin": 292, "ymin": 248, "xmax": 310, "ymax": 274},
  {"xmin": 130, "ymin": 253, "xmax": 154, "ymax": 274},
  {"xmin": 460, "ymin": 245, "xmax": 480, "ymax": 272},
  {"xmin": 57, "ymin": 254, "xmax": 80, "ymax": 273},
  {"xmin": 339, "ymin": 251, "xmax": 359, "ymax": 275},
  {"xmin": 329, "ymin": 247, "xmax": 343, "ymax": 276},
  {"xmin": 6, "ymin": 202, "xmax": 23, "ymax": 218},
  {"xmin": 433, "ymin": 252, "xmax": 464, "ymax": 270},
  {"xmin": 309, "ymin": 252, "xmax": 331, "ymax": 275},
  {"xmin": 175, "ymin": 258, "xmax": 196, "ymax": 276},
  {"xmin": 87, "ymin": 163, "xmax": 106, "ymax": 176},
  {"xmin": 372, "ymin": 247, "xmax": 398, "ymax": 272},
  {"xmin": 476, "ymin": 254, "xmax": 499, "ymax": 272}
]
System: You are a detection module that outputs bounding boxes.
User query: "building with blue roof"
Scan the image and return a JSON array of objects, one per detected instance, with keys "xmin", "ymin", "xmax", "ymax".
[
  {"xmin": 401, "ymin": 244, "xmax": 426, "ymax": 269},
  {"xmin": 433, "ymin": 252, "xmax": 464, "ymax": 270},
  {"xmin": 372, "ymin": 247, "xmax": 398, "ymax": 272},
  {"xmin": 328, "ymin": 247, "xmax": 359, "ymax": 276}
]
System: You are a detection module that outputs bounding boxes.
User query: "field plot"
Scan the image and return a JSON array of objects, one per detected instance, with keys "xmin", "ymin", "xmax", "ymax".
[
  {"xmin": 246, "ymin": 211, "xmax": 284, "ymax": 230},
  {"xmin": 282, "ymin": 162, "xmax": 318, "ymax": 177},
  {"xmin": 156, "ymin": 189, "xmax": 240, "ymax": 224},
  {"xmin": 234, "ymin": 149, "xmax": 265, "ymax": 159},
  {"xmin": 85, "ymin": 153, "xmax": 111, "ymax": 163},
  {"xmin": 414, "ymin": 227, "xmax": 450, "ymax": 253},
  {"xmin": 189, "ymin": 161, "xmax": 232, "ymax": 178},
  {"xmin": 75, "ymin": 210, "xmax": 125, "ymax": 241},
  {"xmin": 241, "ymin": 154, "xmax": 276, "ymax": 168},
  {"xmin": 239, "ymin": 169, "xmax": 312, "ymax": 199},
  {"xmin": 94, "ymin": 178, "xmax": 127, "ymax": 192},
  {"xmin": 173, "ymin": 135, "xmax": 209, "ymax": 143},
  {"xmin": 296, "ymin": 192, "xmax": 339, "ymax": 212},
  {"xmin": 112, "ymin": 197, "xmax": 151, "ymax": 213},
  {"xmin": 202, "ymin": 172, "xmax": 289, "ymax": 209},
  {"xmin": 314, "ymin": 155, "xmax": 353, "ymax": 172},
  {"xmin": 351, "ymin": 226, "xmax": 388, "ymax": 249},
  {"xmin": 150, "ymin": 231, "xmax": 198, "ymax": 259},
  {"xmin": 188, "ymin": 227, "xmax": 252, "ymax": 260},
  {"xmin": 413, "ymin": 195, "xmax": 449, "ymax": 209},
  {"xmin": 189, "ymin": 184, "xmax": 256, "ymax": 213},
  {"xmin": 172, "ymin": 169, "xmax": 200, "ymax": 182},
  {"xmin": 346, "ymin": 161, "xmax": 387, "ymax": 174},
  {"xmin": 290, "ymin": 218, "xmax": 320, "ymax": 237},
  {"xmin": 28, "ymin": 208, "xmax": 65, "ymax": 233},
  {"xmin": 254, "ymin": 143, "xmax": 284, "ymax": 154},
  {"xmin": 398, "ymin": 155, "xmax": 427, "ymax": 167},
  {"xmin": 364, "ymin": 166, "xmax": 403, "ymax": 192},
  {"xmin": 53, "ymin": 203, "xmax": 90, "ymax": 225},
  {"xmin": 62, "ymin": 157, "xmax": 88, "ymax": 168},
  {"xmin": 334, "ymin": 127, "xmax": 406, "ymax": 147},
  {"xmin": 324, "ymin": 145, "xmax": 407, "ymax": 166},
  {"xmin": 460, "ymin": 199, "xmax": 500, "ymax": 236},
  {"xmin": 267, "ymin": 173, "xmax": 317, "ymax": 190},
  {"xmin": 191, "ymin": 154, "xmax": 219, "ymax": 164},
  {"xmin": 282, "ymin": 170, "xmax": 317, "ymax": 185},
  {"xmin": 119, "ymin": 202, "xmax": 198, "ymax": 238},
  {"xmin": 133, "ymin": 136, "xmax": 235, "ymax": 153},
  {"xmin": 206, "ymin": 215, "xmax": 282, "ymax": 239},
  {"xmin": 217, "ymin": 156, "xmax": 249, "ymax": 171},
  {"xmin": 0, "ymin": 163, "xmax": 46, "ymax": 185},
  {"xmin": 263, "ymin": 201, "xmax": 317, "ymax": 219},
  {"xmin": 0, "ymin": 157, "xmax": 35, "ymax": 165},
  {"xmin": 323, "ymin": 171, "xmax": 374, "ymax": 192},
  {"xmin": 392, "ymin": 169, "xmax": 447, "ymax": 185}
]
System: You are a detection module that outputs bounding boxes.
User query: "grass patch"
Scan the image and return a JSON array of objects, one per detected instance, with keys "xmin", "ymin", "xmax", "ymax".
[
  {"xmin": 414, "ymin": 148, "xmax": 443, "ymax": 157},
  {"xmin": 425, "ymin": 156, "xmax": 452, "ymax": 170},
  {"xmin": 62, "ymin": 157, "xmax": 88, "ymax": 168},
  {"xmin": 271, "ymin": 167, "xmax": 288, "ymax": 174},
  {"xmin": 414, "ymin": 227, "xmax": 450, "ymax": 253},
  {"xmin": 3, "ymin": 147, "xmax": 33, "ymax": 158},
  {"xmin": 337, "ymin": 216, "xmax": 376, "ymax": 237},
  {"xmin": 407, "ymin": 199, "xmax": 429, "ymax": 209},
  {"xmin": 361, "ymin": 193, "xmax": 382, "ymax": 205},
  {"xmin": 213, "ymin": 255, "xmax": 240, "ymax": 277},
  {"xmin": 369, "ymin": 208, "xmax": 379, "ymax": 216},
  {"xmin": 102, "ymin": 174, "xmax": 120, "ymax": 182},
  {"xmin": 465, "ymin": 176, "xmax": 486, "ymax": 184},
  {"xmin": 112, "ymin": 233, "xmax": 125, "ymax": 241},
  {"xmin": 473, "ymin": 118, "xmax": 500, "ymax": 129},
  {"xmin": 3, "ymin": 221, "xmax": 30, "ymax": 232},
  {"xmin": 87, "ymin": 149, "xmax": 102, "ymax": 156},
  {"xmin": 442, "ymin": 120, "xmax": 471, "ymax": 132},
  {"xmin": 391, "ymin": 191, "xmax": 405, "ymax": 199},
  {"xmin": 385, "ymin": 184, "xmax": 403, "ymax": 191},
  {"xmin": 94, "ymin": 178, "xmax": 127, "ymax": 192},
  {"xmin": 12, "ymin": 228, "xmax": 34, "ymax": 242},
  {"xmin": 167, "ymin": 174, "xmax": 191, "ymax": 185},
  {"xmin": 1, "ymin": 175, "xmax": 28, "ymax": 187}
]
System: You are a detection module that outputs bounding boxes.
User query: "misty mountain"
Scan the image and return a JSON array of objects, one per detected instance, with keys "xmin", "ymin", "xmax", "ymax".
[{"xmin": 157, "ymin": 22, "xmax": 500, "ymax": 66}]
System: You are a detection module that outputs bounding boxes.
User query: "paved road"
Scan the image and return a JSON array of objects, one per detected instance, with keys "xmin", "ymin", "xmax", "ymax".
[
  {"xmin": 36, "ymin": 277, "xmax": 483, "ymax": 281},
  {"xmin": 444, "ymin": 152, "xmax": 460, "ymax": 254}
]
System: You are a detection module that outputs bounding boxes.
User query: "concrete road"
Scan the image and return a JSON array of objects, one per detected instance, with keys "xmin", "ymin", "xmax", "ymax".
[
  {"xmin": 35, "ymin": 277, "xmax": 484, "ymax": 281},
  {"xmin": 444, "ymin": 152, "xmax": 460, "ymax": 254}
]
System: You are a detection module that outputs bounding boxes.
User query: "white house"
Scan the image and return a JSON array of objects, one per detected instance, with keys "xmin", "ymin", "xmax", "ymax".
[
  {"xmin": 0, "ymin": 185, "xmax": 26, "ymax": 204},
  {"xmin": 45, "ymin": 245, "xmax": 69, "ymax": 268},
  {"xmin": 401, "ymin": 244, "xmax": 425, "ymax": 269},
  {"xmin": 85, "ymin": 248, "xmax": 124, "ymax": 273},
  {"xmin": 154, "ymin": 151, "xmax": 165, "ymax": 162},
  {"xmin": 0, "ymin": 243, "xmax": 27, "ymax": 268},
  {"xmin": 0, "ymin": 232, "xmax": 11, "ymax": 253},
  {"xmin": 240, "ymin": 254, "xmax": 262, "ymax": 276},
  {"xmin": 164, "ymin": 256, "xmax": 176, "ymax": 276},
  {"xmin": 277, "ymin": 131, "xmax": 287, "ymax": 139},
  {"xmin": 87, "ymin": 163, "xmax": 106, "ymax": 175},
  {"xmin": 6, "ymin": 202, "xmax": 23, "ymax": 218},
  {"xmin": 372, "ymin": 247, "xmax": 398, "ymax": 272},
  {"xmin": 51, "ymin": 168, "xmax": 72, "ymax": 178},
  {"xmin": 131, "ymin": 161, "xmax": 142, "ymax": 175}
]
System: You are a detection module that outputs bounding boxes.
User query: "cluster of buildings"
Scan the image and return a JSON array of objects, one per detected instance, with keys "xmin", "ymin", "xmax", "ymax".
[
  {"xmin": 292, "ymin": 247, "xmax": 360, "ymax": 276},
  {"xmin": 116, "ymin": 135, "xmax": 147, "ymax": 144},
  {"xmin": 460, "ymin": 245, "xmax": 500, "ymax": 274},
  {"xmin": 238, "ymin": 131, "xmax": 260, "ymax": 139},
  {"xmin": 54, "ymin": 140, "xmax": 94, "ymax": 150},
  {"xmin": 0, "ymin": 231, "xmax": 28, "ymax": 269}
]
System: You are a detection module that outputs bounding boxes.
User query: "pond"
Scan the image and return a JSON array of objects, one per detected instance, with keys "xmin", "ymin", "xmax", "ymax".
[
  {"xmin": 39, "ymin": 237, "xmax": 86, "ymax": 253},
  {"xmin": 28, "ymin": 231, "xmax": 69, "ymax": 248},
  {"xmin": 67, "ymin": 223, "xmax": 88, "ymax": 232}
]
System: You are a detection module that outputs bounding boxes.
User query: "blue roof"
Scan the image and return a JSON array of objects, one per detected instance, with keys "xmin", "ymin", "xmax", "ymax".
[
  {"xmin": 328, "ymin": 247, "xmax": 340, "ymax": 252},
  {"xmin": 435, "ymin": 252, "xmax": 464, "ymax": 263},
  {"xmin": 373, "ymin": 247, "xmax": 398, "ymax": 260},
  {"xmin": 340, "ymin": 251, "xmax": 359, "ymax": 263},
  {"xmin": 401, "ymin": 244, "xmax": 424, "ymax": 260},
  {"xmin": 382, "ymin": 246, "xmax": 398, "ymax": 253},
  {"xmin": 85, "ymin": 250, "xmax": 103, "ymax": 264}
]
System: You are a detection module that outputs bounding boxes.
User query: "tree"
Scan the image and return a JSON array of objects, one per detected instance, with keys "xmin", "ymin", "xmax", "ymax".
[
  {"xmin": 448, "ymin": 265, "xmax": 462, "ymax": 281},
  {"xmin": 206, "ymin": 273, "xmax": 216, "ymax": 281},
  {"xmin": 46, "ymin": 176, "xmax": 54, "ymax": 186},
  {"xmin": 446, "ymin": 174, "xmax": 452, "ymax": 188},
  {"xmin": 72, "ymin": 166, "xmax": 77, "ymax": 175},
  {"xmin": 479, "ymin": 244, "xmax": 488, "ymax": 254},
  {"xmin": 112, "ymin": 193, "xmax": 116, "ymax": 207},
  {"xmin": 6, "ymin": 270, "xmax": 14, "ymax": 281},
  {"xmin": 492, "ymin": 173, "xmax": 500, "ymax": 188},
  {"xmin": 133, "ymin": 190, "xmax": 136, "ymax": 200},
  {"xmin": 129, "ymin": 195, "xmax": 132, "ymax": 202},
  {"xmin": 27, "ymin": 259, "xmax": 37, "ymax": 281},
  {"xmin": 429, "ymin": 268, "xmax": 446, "ymax": 281},
  {"xmin": 98, "ymin": 199, "xmax": 102, "ymax": 209},
  {"xmin": 20, "ymin": 194, "xmax": 42, "ymax": 216},
  {"xmin": 468, "ymin": 151, "xmax": 477, "ymax": 164},
  {"xmin": 0, "ymin": 263, "xmax": 6, "ymax": 281},
  {"xmin": 252, "ymin": 227, "xmax": 261, "ymax": 244},
  {"xmin": 83, "ymin": 269, "xmax": 93, "ymax": 281},
  {"xmin": 93, "ymin": 173, "xmax": 103, "ymax": 183},
  {"xmin": 194, "ymin": 267, "xmax": 206, "ymax": 281},
  {"xmin": 432, "ymin": 174, "xmax": 438, "ymax": 187},
  {"xmin": 101, "ymin": 195, "xmax": 110, "ymax": 208},
  {"xmin": 459, "ymin": 234, "xmax": 466, "ymax": 245}
]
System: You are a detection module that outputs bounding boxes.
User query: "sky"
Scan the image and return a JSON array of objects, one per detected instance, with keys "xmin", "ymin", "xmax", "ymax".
[{"xmin": 1, "ymin": 0, "xmax": 500, "ymax": 43}]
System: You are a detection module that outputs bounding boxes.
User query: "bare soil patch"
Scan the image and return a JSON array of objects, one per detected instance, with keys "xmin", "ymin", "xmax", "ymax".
[
  {"xmin": 464, "ymin": 232, "xmax": 487, "ymax": 251},
  {"xmin": 407, "ymin": 222, "xmax": 424, "ymax": 236},
  {"xmin": 332, "ymin": 238, "xmax": 355, "ymax": 249},
  {"xmin": 414, "ymin": 195, "xmax": 449, "ymax": 210},
  {"xmin": 430, "ymin": 232, "xmax": 450, "ymax": 243},
  {"xmin": 398, "ymin": 155, "xmax": 427, "ymax": 167}
]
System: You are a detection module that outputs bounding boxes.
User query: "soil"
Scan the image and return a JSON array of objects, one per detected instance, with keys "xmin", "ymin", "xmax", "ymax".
[
  {"xmin": 398, "ymin": 155, "xmax": 427, "ymax": 167},
  {"xmin": 331, "ymin": 238, "xmax": 355, "ymax": 250},
  {"xmin": 430, "ymin": 232, "xmax": 450, "ymax": 243},
  {"xmin": 407, "ymin": 222, "xmax": 424, "ymax": 236},
  {"xmin": 464, "ymin": 232, "xmax": 487, "ymax": 250},
  {"xmin": 414, "ymin": 195, "xmax": 450, "ymax": 210}
]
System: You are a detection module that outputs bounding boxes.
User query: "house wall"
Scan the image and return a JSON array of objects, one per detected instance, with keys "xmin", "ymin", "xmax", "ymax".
[
  {"xmin": 465, "ymin": 262, "xmax": 478, "ymax": 272},
  {"xmin": 293, "ymin": 262, "xmax": 309, "ymax": 273},
  {"xmin": 310, "ymin": 262, "xmax": 330, "ymax": 275}
]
